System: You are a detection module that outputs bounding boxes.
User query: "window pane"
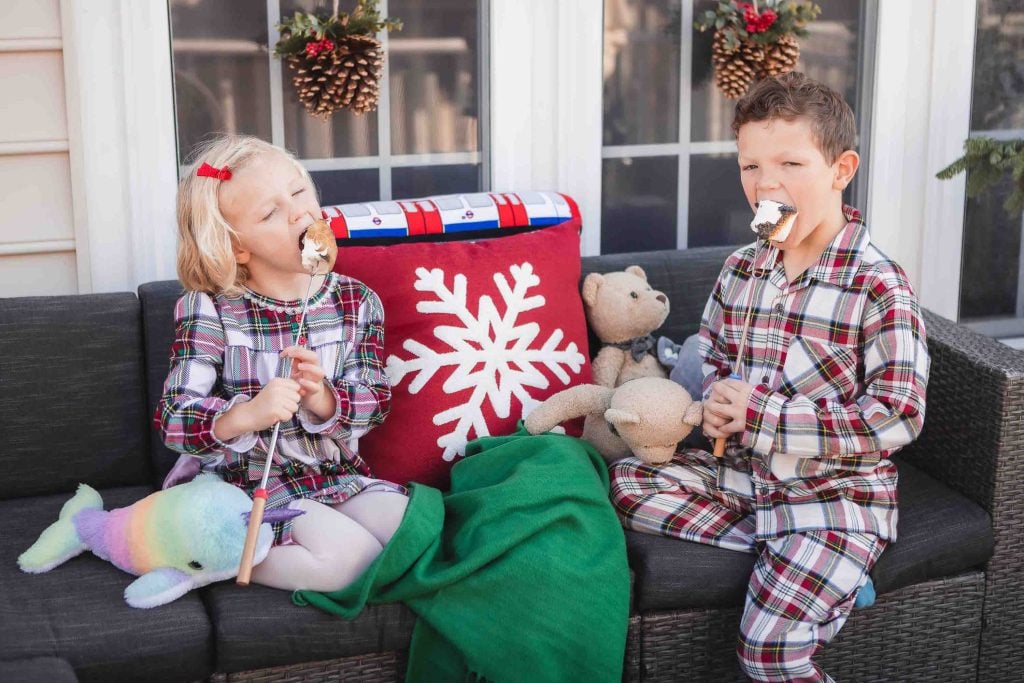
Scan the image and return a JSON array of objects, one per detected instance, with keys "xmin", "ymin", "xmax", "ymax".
[
  {"xmin": 388, "ymin": 0, "xmax": 481, "ymax": 154},
  {"xmin": 280, "ymin": 0, "xmax": 380, "ymax": 158},
  {"xmin": 959, "ymin": 173, "xmax": 1021, "ymax": 321},
  {"xmin": 601, "ymin": 157, "xmax": 678, "ymax": 254},
  {"xmin": 312, "ymin": 169, "xmax": 380, "ymax": 206},
  {"xmin": 603, "ymin": 0, "xmax": 681, "ymax": 146},
  {"xmin": 169, "ymin": 0, "xmax": 272, "ymax": 164},
  {"xmin": 392, "ymin": 164, "xmax": 481, "ymax": 198},
  {"xmin": 970, "ymin": 0, "xmax": 1024, "ymax": 131},
  {"xmin": 687, "ymin": 153, "xmax": 751, "ymax": 248},
  {"xmin": 690, "ymin": 0, "xmax": 865, "ymax": 143}
]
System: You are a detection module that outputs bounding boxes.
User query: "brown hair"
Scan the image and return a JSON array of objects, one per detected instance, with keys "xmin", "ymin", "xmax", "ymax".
[
  {"xmin": 176, "ymin": 135, "xmax": 314, "ymax": 296},
  {"xmin": 732, "ymin": 72, "xmax": 856, "ymax": 163}
]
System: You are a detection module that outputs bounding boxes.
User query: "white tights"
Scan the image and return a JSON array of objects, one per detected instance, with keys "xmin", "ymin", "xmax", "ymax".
[{"xmin": 250, "ymin": 491, "xmax": 409, "ymax": 593}]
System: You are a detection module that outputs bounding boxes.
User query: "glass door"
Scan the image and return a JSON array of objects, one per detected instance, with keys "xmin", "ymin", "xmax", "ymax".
[{"xmin": 958, "ymin": 0, "xmax": 1024, "ymax": 343}]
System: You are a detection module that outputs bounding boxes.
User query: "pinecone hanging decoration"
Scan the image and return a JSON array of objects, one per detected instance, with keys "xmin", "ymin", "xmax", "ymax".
[
  {"xmin": 274, "ymin": 0, "xmax": 401, "ymax": 118},
  {"xmin": 759, "ymin": 34, "xmax": 800, "ymax": 79},
  {"xmin": 696, "ymin": 1, "xmax": 820, "ymax": 100},
  {"xmin": 711, "ymin": 32, "xmax": 757, "ymax": 100}
]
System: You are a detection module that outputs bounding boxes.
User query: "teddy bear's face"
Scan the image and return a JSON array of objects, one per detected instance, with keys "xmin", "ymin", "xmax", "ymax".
[
  {"xmin": 584, "ymin": 270, "xmax": 670, "ymax": 343},
  {"xmin": 603, "ymin": 377, "xmax": 703, "ymax": 466}
]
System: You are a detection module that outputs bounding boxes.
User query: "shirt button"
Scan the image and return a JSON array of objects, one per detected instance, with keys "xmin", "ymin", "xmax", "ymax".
[
  {"xmin": 761, "ymin": 375, "xmax": 769, "ymax": 385},
  {"xmin": 759, "ymin": 487, "xmax": 770, "ymax": 497},
  {"xmin": 774, "ymin": 303, "xmax": 784, "ymax": 314}
]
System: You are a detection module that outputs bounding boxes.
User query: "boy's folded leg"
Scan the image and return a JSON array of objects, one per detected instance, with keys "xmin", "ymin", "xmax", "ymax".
[
  {"xmin": 737, "ymin": 530, "xmax": 885, "ymax": 682},
  {"xmin": 608, "ymin": 453, "xmax": 757, "ymax": 554}
]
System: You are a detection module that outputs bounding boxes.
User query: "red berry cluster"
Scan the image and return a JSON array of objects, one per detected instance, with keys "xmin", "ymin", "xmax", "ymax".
[
  {"xmin": 736, "ymin": 2, "xmax": 777, "ymax": 33},
  {"xmin": 304, "ymin": 38, "xmax": 336, "ymax": 57}
]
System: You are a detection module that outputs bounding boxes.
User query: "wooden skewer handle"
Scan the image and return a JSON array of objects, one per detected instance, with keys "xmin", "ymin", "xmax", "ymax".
[
  {"xmin": 236, "ymin": 490, "xmax": 268, "ymax": 586},
  {"xmin": 712, "ymin": 436, "xmax": 727, "ymax": 458}
]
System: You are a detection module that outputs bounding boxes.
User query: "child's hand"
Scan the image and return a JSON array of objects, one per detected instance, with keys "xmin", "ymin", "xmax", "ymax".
[
  {"xmin": 244, "ymin": 377, "xmax": 302, "ymax": 430},
  {"xmin": 281, "ymin": 345, "xmax": 336, "ymax": 420},
  {"xmin": 703, "ymin": 377, "xmax": 755, "ymax": 439}
]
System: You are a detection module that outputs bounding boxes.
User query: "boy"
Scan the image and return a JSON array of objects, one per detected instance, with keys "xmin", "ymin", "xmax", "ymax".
[{"xmin": 609, "ymin": 72, "xmax": 929, "ymax": 682}]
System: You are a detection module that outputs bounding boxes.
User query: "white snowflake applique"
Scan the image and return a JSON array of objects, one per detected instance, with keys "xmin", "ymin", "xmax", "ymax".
[{"xmin": 386, "ymin": 262, "xmax": 586, "ymax": 462}]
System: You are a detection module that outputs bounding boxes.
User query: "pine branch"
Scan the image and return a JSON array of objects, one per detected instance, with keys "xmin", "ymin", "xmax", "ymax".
[{"xmin": 937, "ymin": 137, "xmax": 1024, "ymax": 218}]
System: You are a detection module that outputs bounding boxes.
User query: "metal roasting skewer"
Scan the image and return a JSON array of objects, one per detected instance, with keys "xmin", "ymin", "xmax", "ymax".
[{"xmin": 237, "ymin": 264, "xmax": 318, "ymax": 585}]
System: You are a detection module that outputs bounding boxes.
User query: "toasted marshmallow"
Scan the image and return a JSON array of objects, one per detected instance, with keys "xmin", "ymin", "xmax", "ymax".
[
  {"xmin": 750, "ymin": 200, "xmax": 798, "ymax": 242},
  {"xmin": 300, "ymin": 218, "xmax": 338, "ymax": 274}
]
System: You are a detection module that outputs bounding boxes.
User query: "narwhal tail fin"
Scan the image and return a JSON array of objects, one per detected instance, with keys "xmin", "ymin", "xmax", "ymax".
[{"xmin": 18, "ymin": 484, "xmax": 103, "ymax": 573}]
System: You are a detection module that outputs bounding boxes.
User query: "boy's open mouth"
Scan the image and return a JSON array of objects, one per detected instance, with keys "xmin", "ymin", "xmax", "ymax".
[{"xmin": 297, "ymin": 227, "xmax": 309, "ymax": 252}]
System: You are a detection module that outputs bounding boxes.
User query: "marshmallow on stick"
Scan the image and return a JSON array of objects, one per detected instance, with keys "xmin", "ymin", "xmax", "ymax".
[
  {"xmin": 750, "ymin": 200, "xmax": 797, "ymax": 243},
  {"xmin": 300, "ymin": 218, "xmax": 338, "ymax": 274}
]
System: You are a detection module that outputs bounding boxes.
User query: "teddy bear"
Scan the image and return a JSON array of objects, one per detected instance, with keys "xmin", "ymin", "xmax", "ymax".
[
  {"xmin": 582, "ymin": 266, "xmax": 670, "ymax": 388},
  {"xmin": 524, "ymin": 376, "xmax": 703, "ymax": 465}
]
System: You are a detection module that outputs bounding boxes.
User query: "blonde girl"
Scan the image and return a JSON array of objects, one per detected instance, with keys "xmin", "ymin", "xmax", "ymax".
[{"xmin": 157, "ymin": 135, "xmax": 407, "ymax": 592}]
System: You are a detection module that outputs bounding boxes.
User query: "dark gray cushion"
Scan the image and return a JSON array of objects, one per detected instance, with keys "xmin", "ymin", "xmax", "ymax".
[
  {"xmin": 0, "ymin": 657, "xmax": 78, "ymax": 683},
  {"xmin": 202, "ymin": 582, "xmax": 416, "ymax": 674},
  {"xmin": 138, "ymin": 280, "xmax": 187, "ymax": 483},
  {"xmin": 0, "ymin": 486, "xmax": 214, "ymax": 683},
  {"xmin": 626, "ymin": 459, "xmax": 994, "ymax": 612},
  {"xmin": 871, "ymin": 458, "xmax": 994, "ymax": 594},
  {"xmin": 0, "ymin": 294, "xmax": 152, "ymax": 500}
]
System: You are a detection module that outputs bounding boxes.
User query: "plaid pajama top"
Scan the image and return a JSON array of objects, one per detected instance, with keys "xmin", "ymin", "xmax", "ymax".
[
  {"xmin": 698, "ymin": 206, "xmax": 929, "ymax": 541},
  {"xmin": 155, "ymin": 273, "xmax": 396, "ymax": 524}
]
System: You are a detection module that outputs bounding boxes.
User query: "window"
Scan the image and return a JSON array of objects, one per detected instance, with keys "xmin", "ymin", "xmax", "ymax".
[
  {"xmin": 168, "ymin": 0, "xmax": 488, "ymax": 205},
  {"xmin": 601, "ymin": 0, "xmax": 877, "ymax": 254},
  {"xmin": 959, "ymin": 0, "xmax": 1024, "ymax": 335}
]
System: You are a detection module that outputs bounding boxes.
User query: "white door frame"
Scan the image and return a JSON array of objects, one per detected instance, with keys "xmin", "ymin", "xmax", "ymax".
[
  {"xmin": 866, "ymin": 0, "xmax": 975, "ymax": 321},
  {"xmin": 61, "ymin": 0, "xmax": 179, "ymax": 293},
  {"xmin": 489, "ymin": 0, "xmax": 603, "ymax": 256}
]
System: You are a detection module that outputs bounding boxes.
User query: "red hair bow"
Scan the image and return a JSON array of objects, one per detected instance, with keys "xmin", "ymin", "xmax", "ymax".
[{"xmin": 196, "ymin": 162, "xmax": 232, "ymax": 181}]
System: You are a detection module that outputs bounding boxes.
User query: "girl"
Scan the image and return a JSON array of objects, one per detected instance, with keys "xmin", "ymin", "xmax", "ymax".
[{"xmin": 156, "ymin": 134, "xmax": 407, "ymax": 592}]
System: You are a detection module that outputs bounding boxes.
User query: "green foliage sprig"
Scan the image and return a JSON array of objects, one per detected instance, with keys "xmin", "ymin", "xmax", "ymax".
[
  {"xmin": 695, "ymin": 0, "xmax": 821, "ymax": 53},
  {"xmin": 274, "ymin": 0, "xmax": 402, "ymax": 57},
  {"xmin": 936, "ymin": 137, "xmax": 1024, "ymax": 217}
]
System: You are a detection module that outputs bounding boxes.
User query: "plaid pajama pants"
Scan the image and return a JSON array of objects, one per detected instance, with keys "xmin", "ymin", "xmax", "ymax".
[{"xmin": 610, "ymin": 450, "xmax": 885, "ymax": 683}]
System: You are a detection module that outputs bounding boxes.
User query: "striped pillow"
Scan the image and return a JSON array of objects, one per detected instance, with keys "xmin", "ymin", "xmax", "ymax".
[{"xmin": 321, "ymin": 191, "xmax": 580, "ymax": 246}]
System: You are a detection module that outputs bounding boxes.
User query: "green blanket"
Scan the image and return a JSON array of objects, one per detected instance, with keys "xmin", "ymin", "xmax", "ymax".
[{"xmin": 293, "ymin": 427, "xmax": 630, "ymax": 682}]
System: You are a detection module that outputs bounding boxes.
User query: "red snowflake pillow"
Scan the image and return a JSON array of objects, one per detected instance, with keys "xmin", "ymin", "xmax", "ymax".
[{"xmin": 333, "ymin": 219, "xmax": 591, "ymax": 489}]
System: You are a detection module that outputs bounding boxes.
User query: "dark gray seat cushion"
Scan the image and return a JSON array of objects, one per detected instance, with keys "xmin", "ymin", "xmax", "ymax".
[
  {"xmin": 626, "ymin": 458, "xmax": 994, "ymax": 612},
  {"xmin": 0, "ymin": 294, "xmax": 153, "ymax": 500},
  {"xmin": 202, "ymin": 582, "xmax": 416, "ymax": 674},
  {"xmin": 138, "ymin": 280, "xmax": 187, "ymax": 484},
  {"xmin": 0, "ymin": 657, "xmax": 78, "ymax": 683},
  {"xmin": 0, "ymin": 486, "xmax": 214, "ymax": 683}
]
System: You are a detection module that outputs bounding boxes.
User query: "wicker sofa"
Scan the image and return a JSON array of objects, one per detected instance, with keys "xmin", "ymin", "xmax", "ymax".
[{"xmin": 0, "ymin": 244, "xmax": 1020, "ymax": 682}]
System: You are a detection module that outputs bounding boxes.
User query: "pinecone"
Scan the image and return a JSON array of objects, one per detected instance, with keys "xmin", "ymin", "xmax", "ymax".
[
  {"xmin": 711, "ymin": 31, "xmax": 760, "ymax": 100},
  {"xmin": 760, "ymin": 34, "xmax": 800, "ymax": 79},
  {"xmin": 286, "ymin": 34, "xmax": 384, "ymax": 117}
]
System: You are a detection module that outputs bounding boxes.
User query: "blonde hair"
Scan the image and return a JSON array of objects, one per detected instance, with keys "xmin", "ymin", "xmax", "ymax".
[{"xmin": 176, "ymin": 135, "xmax": 315, "ymax": 296}]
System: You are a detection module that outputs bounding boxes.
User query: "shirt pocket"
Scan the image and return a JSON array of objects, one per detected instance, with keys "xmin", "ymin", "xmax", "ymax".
[
  {"xmin": 221, "ymin": 341, "xmax": 275, "ymax": 397},
  {"xmin": 780, "ymin": 335, "xmax": 858, "ymax": 404}
]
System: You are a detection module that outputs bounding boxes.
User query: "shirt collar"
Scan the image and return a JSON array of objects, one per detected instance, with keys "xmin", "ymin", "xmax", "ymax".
[{"xmin": 792, "ymin": 205, "xmax": 867, "ymax": 289}]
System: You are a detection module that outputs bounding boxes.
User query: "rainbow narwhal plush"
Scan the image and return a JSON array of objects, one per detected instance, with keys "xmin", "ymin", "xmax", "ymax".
[{"xmin": 17, "ymin": 474, "xmax": 302, "ymax": 608}]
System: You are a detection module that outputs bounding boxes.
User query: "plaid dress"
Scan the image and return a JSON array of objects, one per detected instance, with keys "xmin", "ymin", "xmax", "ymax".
[
  {"xmin": 610, "ymin": 207, "xmax": 929, "ymax": 681},
  {"xmin": 155, "ymin": 273, "xmax": 403, "ymax": 543}
]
